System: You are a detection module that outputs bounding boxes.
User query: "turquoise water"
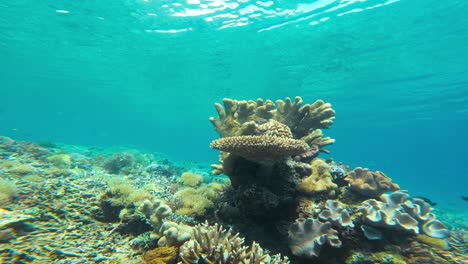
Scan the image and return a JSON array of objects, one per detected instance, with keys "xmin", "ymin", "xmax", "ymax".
[{"xmin": 1, "ymin": 0, "xmax": 467, "ymax": 211}]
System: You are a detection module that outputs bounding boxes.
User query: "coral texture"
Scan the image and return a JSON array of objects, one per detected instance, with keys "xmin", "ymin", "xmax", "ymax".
[
  {"xmin": 297, "ymin": 159, "xmax": 337, "ymax": 195},
  {"xmin": 345, "ymin": 167, "xmax": 400, "ymax": 198},
  {"xmin": 360, "ymin": 191, "xmax": 449, "ymax": 239},
  {"xmin": 288, "ymin": 218, "xmax": 342, "ymax": 258},
  {"xmin": 210, "ymin": 135, "xmax": 308, "ymax": 163},
  {"xmin": 141, "ymin": 246, "xmax": 178, "ymax": 264},
  {"xmin": 319, "ymin": 200, "xmax": 354, "ymax": 228},
  {"xmin": 180, "ymin": 172, "xmax": 204, "ymax": 187},
  {"xmin": 179, "ymin": 221, "xmax": 289, "ymax": 264}
]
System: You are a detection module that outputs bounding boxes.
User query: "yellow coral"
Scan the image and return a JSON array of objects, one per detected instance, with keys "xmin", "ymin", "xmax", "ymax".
[
  {"xmin": 106, "ymin": 178, "xmax": 150, "ymax": 207},
  {"xmin": 297, "ymin": 159, "xmax": 337, "ymax": 194},
  {"xmin": 48, "ymin": 154, "xmax": 72, "ymax": 169},
  {"xmin": 174, "ymin": 187, "xmax": 214, "ymax": 216},
  {"xmin": 208, "ymin": 182, "xmax": 226, "ymax": 192},
  {"xmin": 180, "ymin": 172, "xmax": 203, "ymax": 187}
]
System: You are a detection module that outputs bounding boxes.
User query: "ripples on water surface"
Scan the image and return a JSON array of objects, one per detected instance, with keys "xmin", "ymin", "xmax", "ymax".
[{"xmin": 0, "ymin": 0, "xmax": 467, "ymax": 209}]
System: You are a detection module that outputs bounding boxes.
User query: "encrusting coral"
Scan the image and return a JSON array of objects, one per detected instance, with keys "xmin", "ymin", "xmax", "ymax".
[
  {"xmin": 179, "ymin": 221, "xmax": 289, "ymax": 264},
  {"xmin": 140, "ymin": 246, "xmax": 178, "ymax": 264},
  {"xmin": 345, "ymin": 167, "xmax": 400, "ymax": 198}
]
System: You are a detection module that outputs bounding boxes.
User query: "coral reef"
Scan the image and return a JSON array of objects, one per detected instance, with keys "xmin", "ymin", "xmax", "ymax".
[
  {"xmin": 1, "ymin": 96, "xmax": 464, "ymax": 264},
  {"xmin": 179, "ymin": 221, "xmax": 289, "ymax": 264},
  {"xmin": 345, "ymin": 167, "xmax": 400, "ymax": 198}
]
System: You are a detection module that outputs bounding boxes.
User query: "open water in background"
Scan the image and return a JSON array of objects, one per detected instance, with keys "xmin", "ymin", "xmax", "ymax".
[{"xmin": 0, "ymin": 0, "xmax": 467, "ymax": 210}]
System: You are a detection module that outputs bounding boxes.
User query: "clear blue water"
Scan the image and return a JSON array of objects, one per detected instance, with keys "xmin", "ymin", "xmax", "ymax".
[{"xmin": 0, "ymin": 0, "xmax": 467, "ymax": 210}]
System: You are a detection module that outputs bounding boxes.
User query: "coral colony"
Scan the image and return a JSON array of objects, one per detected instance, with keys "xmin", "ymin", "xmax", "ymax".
[{"xmin": 0, "ymin": 97, "xmax": 467, "ymax": 263}]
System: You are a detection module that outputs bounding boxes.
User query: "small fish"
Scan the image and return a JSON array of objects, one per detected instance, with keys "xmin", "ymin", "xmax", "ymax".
[
  {"xmin": 462, "ymin": 196, "xmax": 468, "ymax": 202},
  {"xmin": 413, "ymin": 196, "xmax": 437, "ymax": 206}
]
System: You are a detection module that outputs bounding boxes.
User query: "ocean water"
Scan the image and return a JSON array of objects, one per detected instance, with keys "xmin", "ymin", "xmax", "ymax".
[{"xmin": 0, "ymin": 0, "xmax": 467, "ymax": 234}]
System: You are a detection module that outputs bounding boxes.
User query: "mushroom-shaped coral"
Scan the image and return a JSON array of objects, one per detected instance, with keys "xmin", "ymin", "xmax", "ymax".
[
  {"xmin": 319, "ymin": 200, "xmax": 354, "ymax": 228},
  {"xmin": 288, "ymin": 217, "xmax": 342, "ymax": 258},
  {"xmin": 359, "ymin": 191, "xmax": 449, "ymax": 239},
  {"xmin": 297, "ymin": 159, "xmax": 337, "ymax": 195},
  {"xmin": 179, "ymin": 221, "xmax": 289, "ymax": 264},
  {"xmin": 210, "ymin": 135, "xmax": 308, "ymax": 163},
  {"xmin": 345, "ymin": 167, "xmax": 400, "ymax": 198}
]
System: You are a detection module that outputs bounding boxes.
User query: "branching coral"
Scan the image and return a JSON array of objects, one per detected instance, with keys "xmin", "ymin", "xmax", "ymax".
[
  {"xmin": 274, "ymin": 98, "xmax": 335, "ymax": 139},
  {"xmin": 345, "ymin": 168, "xmax": 400, "ymax": 198},
  {"xmin": 209, "ymin": 96, "xmax": 335, "ymax": 152},
  {"xmin": 288, "ymin": 217, "xmax": 342, "ymax": 258},
  {"xmin": 179, "ymin": 221, "xmax": 289, "ymax": 264}
]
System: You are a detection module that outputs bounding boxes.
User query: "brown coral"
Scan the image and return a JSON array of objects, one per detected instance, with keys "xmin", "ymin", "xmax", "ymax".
[
  {"xmin": 344, "ymin": 167, "xmax": 400, "ymax": 198},
  {"xmin": 297, "ymin": 159, "xmax": 337, "ymax": 195},
  {"xmin": 210, "ymin": 135, "xmax": 308, "ymax": 163},
  {"xmin": 141, "ymin": 247, "xmax": 177, "ymax": 264}
]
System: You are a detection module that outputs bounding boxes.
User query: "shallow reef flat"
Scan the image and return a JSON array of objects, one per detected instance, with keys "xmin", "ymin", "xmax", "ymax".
[{"xmin": 0, "ymin": 97, "xmax": 467, "ymax": 264}]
